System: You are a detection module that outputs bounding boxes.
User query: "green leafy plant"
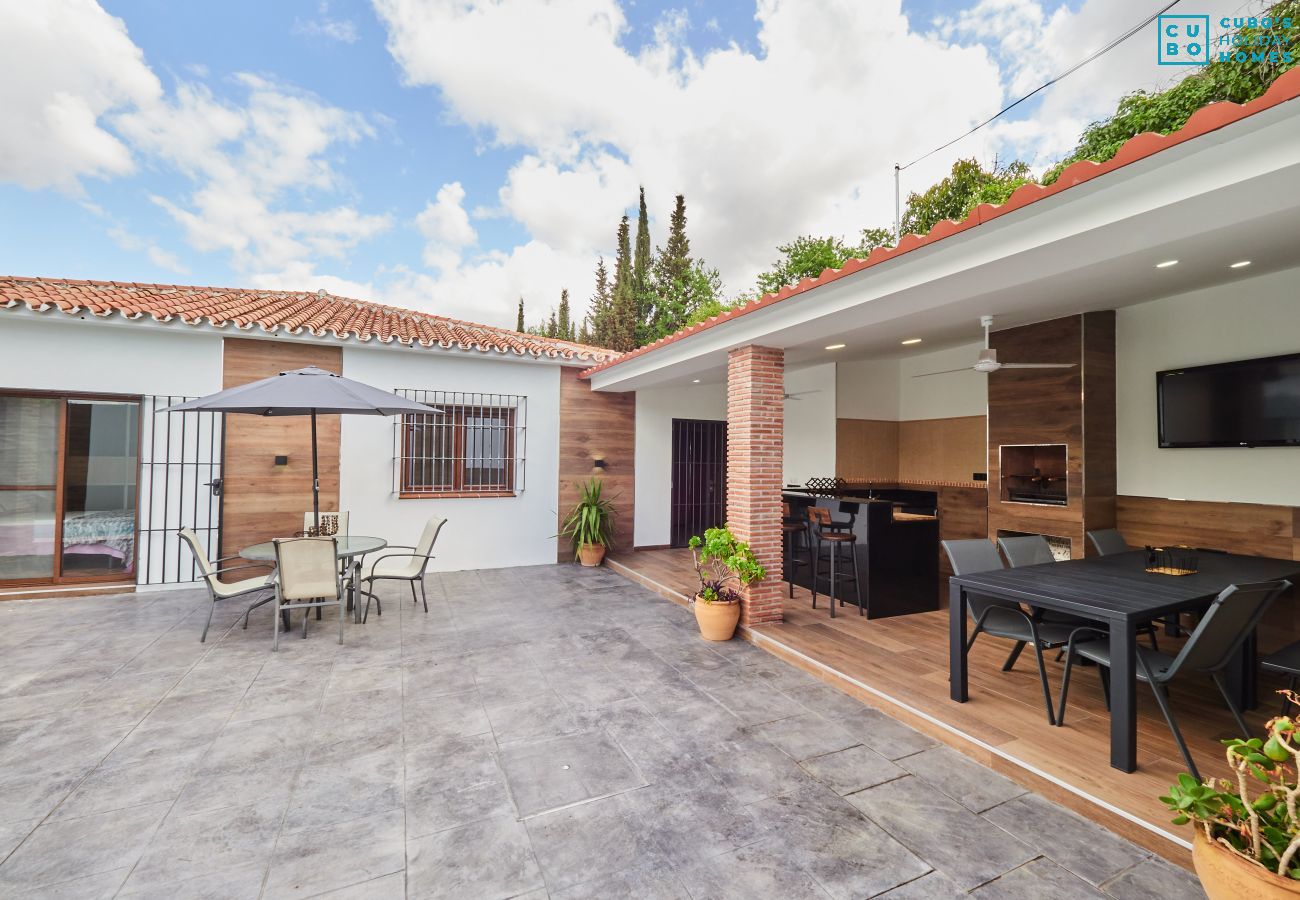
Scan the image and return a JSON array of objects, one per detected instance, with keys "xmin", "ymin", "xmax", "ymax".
[
  {"xmin": 559, "ymin": 478, "xmax": 616, "ymax": 559},
  {"xmin": 687, "ymin": 526, "xmax": 766, "ymax": 604},
  {"xmin": 1160, "ymin": 697, "xmax": 1300, "ymax": 879}
]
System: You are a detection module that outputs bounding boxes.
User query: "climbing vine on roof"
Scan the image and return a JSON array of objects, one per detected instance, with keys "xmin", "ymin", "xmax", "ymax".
[{"xmin": 1043, "ymin": 1, "xmax": 1298, "ymax": 184}]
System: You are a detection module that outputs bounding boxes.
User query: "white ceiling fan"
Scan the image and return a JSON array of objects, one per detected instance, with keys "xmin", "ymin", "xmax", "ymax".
[
  {"xmin": 914, "ymin": 315, "xmax": 1076, "ymax": 378},
  {"xmin": 783, "ymin": 389, "xmax": 822, "ymax": 401}
]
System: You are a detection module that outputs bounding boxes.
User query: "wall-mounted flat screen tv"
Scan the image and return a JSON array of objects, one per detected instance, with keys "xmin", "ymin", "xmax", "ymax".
[{"xmin": 1158, "ymin": 352, "xmax": 1300, "ymax": 448}]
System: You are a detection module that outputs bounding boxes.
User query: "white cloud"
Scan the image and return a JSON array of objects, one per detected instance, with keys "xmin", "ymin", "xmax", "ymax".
[
  {"xmin": 0, "ymin": 0, "xmax": 160, "ymax": 192},
  {"xmin": 293, "ymin": 2, "xmax": 360, "ymax": 43},
  {"xmin": 415, "ymin": 181, "xmax": 476, "ymax": 270},
  {"xmin": 106, "ymin": 223, "xmax": 189, "ymax": 274},
  {"xmin": 938, "ymin": 0, "xmax": 1250, "ymax": 167},
  {"xmin": 118, "ymin": 74, "xmax": 391, "ymax": 278},
  {"xmin": 371, "ymin": 0, "xmax": 1007, "ymax": 324}
]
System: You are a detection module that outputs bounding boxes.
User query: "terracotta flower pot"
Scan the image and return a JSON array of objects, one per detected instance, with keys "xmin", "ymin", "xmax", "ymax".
[
  {"xmin": 578, "ymin": 543, "xmax": 606, "ymax": 567},
  {"xmin": 1193, "ymin": 828, "xmax": 1300, "ymax": 899},
  {"xmin": 694, "ymin": 595, "xmax": 740, "ymax": 641}
]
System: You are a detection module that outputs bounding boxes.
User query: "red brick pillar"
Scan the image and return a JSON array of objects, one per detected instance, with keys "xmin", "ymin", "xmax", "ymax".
[{"xmin": 726, "ymin": 345, "xmax": 784, "ymax": 626}]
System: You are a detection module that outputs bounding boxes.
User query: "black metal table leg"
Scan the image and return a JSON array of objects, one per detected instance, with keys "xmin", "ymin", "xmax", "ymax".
[
  {"xmin": 1109, "ymin": 617, "xmax": 1138, "ymax": 772},
  {"xmin": 949, "ymin": 583, "xmax": 968, "ymax": 702}
]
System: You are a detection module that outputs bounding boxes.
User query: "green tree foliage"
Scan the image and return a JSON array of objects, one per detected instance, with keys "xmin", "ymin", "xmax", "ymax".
[
  {"xmin": 556, "ymin": 288, "xmax": 574, "ymax": 341},
  {"xmin": 632, "ymin": 187, "xmax": 655, "ymax": 345},
  {"xmin": 642, "ymin": 193, "xmax": 723, "ymax": 342},
  {"xmin": 900, "ymin": 158, "xmax": 1034, "ymax": 236},
  {"xmin": 608, "ymin": 215, "xmax": 638, "ymax": 352},
  {"xmin": 1044, "ymin": 3, "xmax": 1298, "ymax": 184},
  {"xmin": 753, "ymin": 227, "xmax": 894, "ymax": 297},
  {"xmin": 588, "ymin": 256, "xmax": 612, "ymax": 346},
  {"xmin": 515, "ymin": 296, "xmax": 525, "ymax": 333}
]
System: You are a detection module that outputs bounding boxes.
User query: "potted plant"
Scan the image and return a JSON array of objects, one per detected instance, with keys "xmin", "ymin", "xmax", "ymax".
[
  {"xmin": 687, "ymin": 526, "xmax": 766, "ymax": 641},
  {"xmin": 1160, "ymin": 699, "xmax": 1300, "ymax": 898},
  {"xmin": 560, "ymin": 478, "xmax": 616, "ymax": 566}
]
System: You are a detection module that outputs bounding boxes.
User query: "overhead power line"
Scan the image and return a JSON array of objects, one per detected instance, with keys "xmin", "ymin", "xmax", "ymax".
[{"xmin": 898, "ymin": 0, "xmax": 1184, "ymax": 173}]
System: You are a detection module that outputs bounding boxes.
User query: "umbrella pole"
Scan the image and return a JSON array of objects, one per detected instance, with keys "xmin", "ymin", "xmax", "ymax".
[{"xmin": 311, "ymin": 410, "xmax": 320, "ymax": 531}]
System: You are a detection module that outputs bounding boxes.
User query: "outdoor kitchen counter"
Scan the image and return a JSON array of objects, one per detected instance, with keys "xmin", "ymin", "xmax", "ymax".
[{"xmin": 783, "ymin": 493, "xmax": 940, "ymax": 618}]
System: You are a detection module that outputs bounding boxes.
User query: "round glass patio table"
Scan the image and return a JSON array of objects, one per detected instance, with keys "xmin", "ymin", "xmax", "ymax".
[{"xmin": 242, "ymin": 536, "xmax": 387, "ymax": 624}]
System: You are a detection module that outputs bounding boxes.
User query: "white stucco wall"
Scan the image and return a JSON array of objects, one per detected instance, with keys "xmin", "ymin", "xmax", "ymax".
[
  {"xmin": 784, "ymin": 362, "xmax": 837, "ymax": 486},
  {"xmin": 835, "ymin": 342, "xmax": 986, "ymax": 422},
  {"xmin": 1116, "ymin": 265, "xmax": 1300, "ymax": 505},
  {"xmin": 897, "ymin": 343, "xmax": 987, "ymax": 420},
  {"xmin": 339, "ymin": 345, "xmax": 564, "ymax": 571},
  {"xmin": 633, "ymin": 381, "xmax": 726, "ymax": 547},
  {"xmin": 836, "ymin": 358, "xmax": 899, "ymax": 420},
  {"xmin": 0, "ymin": 315, "xmax": 224, "ymax": 396}
]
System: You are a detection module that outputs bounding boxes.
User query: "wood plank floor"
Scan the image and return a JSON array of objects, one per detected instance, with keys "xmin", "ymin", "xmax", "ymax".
[{"xmin": 608, "ymin": 547, "xmax": 1299, "ymax": 865}]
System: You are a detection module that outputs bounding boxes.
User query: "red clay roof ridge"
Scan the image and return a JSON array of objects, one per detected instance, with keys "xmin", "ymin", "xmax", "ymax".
[{"xmin": 0, "ymin": 275, "xmax": 619, "ymax": 363}]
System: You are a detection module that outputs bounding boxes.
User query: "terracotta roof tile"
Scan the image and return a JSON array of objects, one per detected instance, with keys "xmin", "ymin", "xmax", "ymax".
[
  {"xmin": 0, "ymin": 278, "xmax": 618, "ymax": 364},
  {"xmin": 582, "ymin": 68, "xmax": 1300, "ymax": 379}
]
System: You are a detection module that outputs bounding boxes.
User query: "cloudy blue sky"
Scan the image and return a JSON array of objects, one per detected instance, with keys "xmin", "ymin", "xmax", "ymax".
[{"xmin": 0, "ymin": 0, "xmax": 1251, "ymax": 329}]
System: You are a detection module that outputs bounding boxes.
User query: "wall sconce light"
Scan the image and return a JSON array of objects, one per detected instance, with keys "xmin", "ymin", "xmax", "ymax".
[
  {"xmin": 274, "ymin": 455, "xmax": 289, "ymax": 467},
  {"xmin": 592, "ymin": 457, "xmax": 607, "ymax": 471}
]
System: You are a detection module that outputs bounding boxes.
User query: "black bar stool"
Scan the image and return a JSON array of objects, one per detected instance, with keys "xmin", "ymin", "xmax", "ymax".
[
  {"xmin": 808, "ymin": 506, "xmax": 863, "ymax": 617},
  {"xmin": 782, "ymin": 502, "xmax": 812, "ymax": 599}
]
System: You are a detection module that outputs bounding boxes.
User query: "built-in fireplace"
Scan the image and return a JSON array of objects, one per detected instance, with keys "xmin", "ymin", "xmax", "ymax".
[{"xmin": 999, "ymin": 443, "xmax": 1067, "ymax": 506}]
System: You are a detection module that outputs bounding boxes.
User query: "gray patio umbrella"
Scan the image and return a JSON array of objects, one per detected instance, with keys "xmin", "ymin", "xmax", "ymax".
[{"xmin": 165, "ymin": 366, "xmax": 439, "ymax": 528}]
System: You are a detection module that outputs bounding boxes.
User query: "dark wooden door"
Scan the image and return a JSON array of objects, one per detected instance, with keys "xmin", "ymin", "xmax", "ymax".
[{"xmin": 670, "ymin": 419, "xmax": 727, "ymax": 548}]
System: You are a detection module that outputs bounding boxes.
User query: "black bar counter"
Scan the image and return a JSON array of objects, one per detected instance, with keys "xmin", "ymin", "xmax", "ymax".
[{"xmin": 784, "ymin": 491, "xmax": 940, "ymax": 619}]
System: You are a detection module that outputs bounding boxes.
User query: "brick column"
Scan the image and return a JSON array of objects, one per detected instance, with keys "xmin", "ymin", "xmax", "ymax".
[{"xmin": 726, "ymin": 345, "xmax": 784, "ymax": 626}]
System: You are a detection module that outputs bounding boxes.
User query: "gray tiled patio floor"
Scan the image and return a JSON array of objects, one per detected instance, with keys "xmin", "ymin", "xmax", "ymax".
[{"xmin": 0, "ymin": 565, "xmax": 1204, "ymax": 898}]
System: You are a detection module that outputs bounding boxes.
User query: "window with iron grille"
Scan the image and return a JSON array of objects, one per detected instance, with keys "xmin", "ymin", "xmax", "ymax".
[{"xmin": 394, "ymin": 391, "xmax": 527, "ymax": 497}]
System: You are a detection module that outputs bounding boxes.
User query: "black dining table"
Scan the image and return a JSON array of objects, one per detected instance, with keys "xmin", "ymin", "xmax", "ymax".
[{"xmin": 948, "ymin": 549, "xmax": 1300, "ymax": 773}]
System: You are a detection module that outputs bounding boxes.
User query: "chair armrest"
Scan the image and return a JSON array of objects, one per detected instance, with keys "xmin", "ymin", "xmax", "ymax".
[
  {"xmin": 380, "ymin": 544, "xmax": 418, "ymax": 550},
  {"xmin": 207, "ymin": 563, "xmax": 274, "ymax": 580}
]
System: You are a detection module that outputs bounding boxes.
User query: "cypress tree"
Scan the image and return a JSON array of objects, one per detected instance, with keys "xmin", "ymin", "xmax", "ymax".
[
  {"xmin": 589, "ymin": 256, "xmax": 611, "ymax": 347},
  {"xmin": 660, "ymin": 194, "xmax": 690, "ymax": 284},
  {"xmin": 632, "ymin": 187, "xmax": 653, "ymax": 345},
  {"xmin": 515, "ymin": 296, "xmax": 525, "ymax": 332},
  {"xmin": 546, "ymin": 308, "xmax": 558, "ymax": 339},
  {"xmin": 610, "ymin": 215, "xmax": 636, "ymax": 352},
  {"xmin": 557, "ymin": 289, "xmax": 573, "ymax": 342}
]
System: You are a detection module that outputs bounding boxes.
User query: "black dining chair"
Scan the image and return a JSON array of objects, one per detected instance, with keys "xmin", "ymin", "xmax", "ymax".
[
  {"xmin": 943, "ymin": 539, "xmax": 1075, "ymax": 725},
  {"xmin": 1055, "ymin": 579, "xmax": 1291, "ymax": 780},
  {"xmin": 1086, "ymin": 528, "xmax": 1130, "ymax": 556}
]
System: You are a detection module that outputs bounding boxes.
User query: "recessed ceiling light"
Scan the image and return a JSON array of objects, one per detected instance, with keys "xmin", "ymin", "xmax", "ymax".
[
  {"xmin": 1230, "ymin": 260, "xmax": 1252, "ymax": 268},
  {"xmin": 901, "ymin": 338, "xmax": 923, "ymax": 345},
  {"xmin": 1155, "ymin": 259, "xmax": 1179, "ymax": 268},
  {"xmin": 825, "ymin": 343, "xmax": 846, "ymax": 350},
  {"xmin": 691, "ymin": 379, "xmax": 700, "ymax": 383}
]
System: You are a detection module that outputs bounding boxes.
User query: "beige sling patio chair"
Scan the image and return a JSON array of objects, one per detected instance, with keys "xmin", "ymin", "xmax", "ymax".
[
  {"xmin": 179, "ymin": 527, "xmax": 277, "ymax": 643},
  {"xmin": 356, "ymin": 516, "xmax": 447, "ymax": 623},
  {"xmin": 272, "ymin": 536, "xmax": 345, "ymax": 650}
]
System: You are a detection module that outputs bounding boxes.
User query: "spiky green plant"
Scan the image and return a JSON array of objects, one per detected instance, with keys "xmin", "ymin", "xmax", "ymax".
[
  {"xmin": 1161, "ymin": 696, "xmax": 1300, "ymax": 879},
  {"xmin": 560, "ymin": 478, "xmax": 617, "ymax": 559}
]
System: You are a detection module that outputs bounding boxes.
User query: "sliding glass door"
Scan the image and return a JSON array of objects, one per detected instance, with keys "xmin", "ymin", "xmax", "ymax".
[
  {"xmin": 0, "ymin": 397, "xmax": 60, "ymax": 581},
  {"xmin": 0, "ymin": 393, "xmax": 141, "ymax": 587}
]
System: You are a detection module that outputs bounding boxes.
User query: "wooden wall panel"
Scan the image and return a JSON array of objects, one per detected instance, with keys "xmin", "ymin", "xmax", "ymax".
[
  {"xmin": 558, "ymin": 369, "xmax": 635, "ymax": 561},
  {"xmin": 898, "ymin": 416, "xmax": 986, "ymax": 484},
  {"xmin": 836, "ymin": 418, "xmax": 898, "ymax": 481},
  {"xmin": 221, "ymin": 339, "xmax": 341, "ymax": 563},
  {"xmin": 1116, "ymin": 495, "xmax": 1297, "ymax": 561},
  {"xmin": 986, "ymin": 312, "xmax": 1115, "ymax": 557}
]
